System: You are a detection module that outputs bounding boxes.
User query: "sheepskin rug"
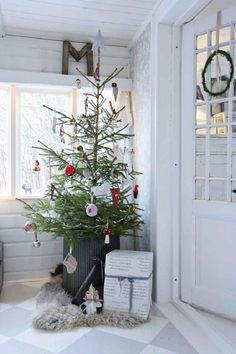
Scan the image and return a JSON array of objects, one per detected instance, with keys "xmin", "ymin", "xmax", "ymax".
[{"xmin": 33, "ymin": 282, "xmax": 147, "ymax": 331}]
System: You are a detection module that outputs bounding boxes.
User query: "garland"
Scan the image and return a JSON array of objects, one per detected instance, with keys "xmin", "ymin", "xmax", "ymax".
[{"xmin": 201, "ymin": 49, "xmax": 234, "ymax": 97}]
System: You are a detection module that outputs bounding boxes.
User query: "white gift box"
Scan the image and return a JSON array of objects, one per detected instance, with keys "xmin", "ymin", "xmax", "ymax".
[{"xmin": 103, "ymin": 250, "xmax": 153, "ymax": 319}]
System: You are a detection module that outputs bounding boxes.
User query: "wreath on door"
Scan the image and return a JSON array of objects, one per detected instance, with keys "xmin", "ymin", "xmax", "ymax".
[{"xmin": 201, "ymin": 49, "xmax": 234, "ymax": 97}]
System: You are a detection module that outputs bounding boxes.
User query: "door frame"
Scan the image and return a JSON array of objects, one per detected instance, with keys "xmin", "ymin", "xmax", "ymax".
[{"xmin": 149, "ymin": 0, "xmax": 212, "ymax": 304}]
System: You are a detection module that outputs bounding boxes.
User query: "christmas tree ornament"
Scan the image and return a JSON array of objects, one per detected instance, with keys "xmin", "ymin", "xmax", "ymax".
[
  {"xmin": 33, "ymin": 231, "xmax": 41, "ymax": 248},
  {"xmin": 33, "ymin": 160, "xmax": 40, "ymax": 172},
  {"xmin": 86, "ymin": 203, "xmax": 98, "ymax": 217},
  {"xmin": 110, "ymin": 187, "xmax": 119, "ymax": 209},
  {"xmin": 86, "ymin": 193, "xmax": 98, "ymax": 217},
  {"xmin": 75, "ymin": 78, "xmax": 81, "ymax": 89},
  {"xmin": 76, "ymin": 145, "xmax": 84, "ymax": 152},
  {"xmin": 83, "ymin": 168, "xmax": 92, "ymax": 178},
  {"xmin": 112, "ymin": 82, "xmax": 118, "ymax": 101},
  {"xmin": 24, "ymin": 221, "xmax": 37, "ymax": 232},
  {"xmin": 133, "ymin": 184, "xmax": 139, "ymax": 199},
  {"xmin": 90, "ymin": 29, "xmax": 106, "ymax": 52},
  {"xmin": 63, "ymin": 245, "xmax": 77, "ymax": 273},
  {"xmin": 102, "ymin": 225, "xmax": 112, "ymax": 244},
  {"xmin": 64, "ymin": 164, "xmax": 76, "ymax": 176},
  {"xmin": 60, "ymin": 124, "xmax": 65, "ymax": 144}
]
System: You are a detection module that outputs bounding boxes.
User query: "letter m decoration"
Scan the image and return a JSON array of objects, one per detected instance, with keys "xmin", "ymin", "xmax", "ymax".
[{"xmin": 62, "ymin": 41, "xmax": 94, "ymax": 76}]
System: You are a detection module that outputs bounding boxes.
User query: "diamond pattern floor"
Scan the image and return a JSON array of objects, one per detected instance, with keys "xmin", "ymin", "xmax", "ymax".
[{"xmin": 0, "ymin": 281, "xmax": 198, "ymax": 354}]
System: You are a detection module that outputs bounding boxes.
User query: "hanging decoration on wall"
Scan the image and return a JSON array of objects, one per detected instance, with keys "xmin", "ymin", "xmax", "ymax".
[{"xmin": 202, "ymin": 11, "xmax": 234, "ymax": 97}]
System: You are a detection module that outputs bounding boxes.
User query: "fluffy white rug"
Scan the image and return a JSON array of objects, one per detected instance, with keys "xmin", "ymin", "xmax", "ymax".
[{"xmin": 33, "ymin": 282, "xmax": 147, "ymax": 331}]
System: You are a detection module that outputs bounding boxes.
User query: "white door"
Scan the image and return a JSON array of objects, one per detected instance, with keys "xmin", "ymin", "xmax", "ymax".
[{"xmin": 181, "ymin": 6, "xmax": 236, "ymax": 319}]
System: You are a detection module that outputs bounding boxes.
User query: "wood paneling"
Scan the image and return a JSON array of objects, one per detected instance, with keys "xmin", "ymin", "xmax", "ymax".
[
  {"xmin": 0, "ymin": 36, "xmax": 130, "ymax": 78},
  {"xmin": 0, "ymin": 0, "xmax": 158, "ymax": 45},
  {"xmin": 0, "ymin": 200, "xmax": 63, "ymax": 281}
]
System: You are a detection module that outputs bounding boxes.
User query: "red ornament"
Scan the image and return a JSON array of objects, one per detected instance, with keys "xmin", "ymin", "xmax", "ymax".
[
  {"xmin": 133, "ymin": 184, "xmax": 139, "ymax": 199},
  {"xmin": 110, "ymin": 187, "xmax": 119, "ymax": 209},
  {"xmin": 64, "ymin": 164, "xmax": 76, "ymax": 176},
  {"xmin": 102, "ymin": 227, "xmax": 112, "ymax": 244},
  {"xmin": 112, "ymin": 82, "xmax": 117, "ymax": 88}
]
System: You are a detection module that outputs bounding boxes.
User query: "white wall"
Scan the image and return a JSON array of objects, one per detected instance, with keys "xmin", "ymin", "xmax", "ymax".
[
  {"xmin": 0, "ymin": 200, "xmax": 63, "ymax": 281},
  {"xmin": 130, "ymin": 24, "xmax": 151, "ymax": 251},
  {"xmin": 0, "ymin": 35, "xmax": 130, "ymax": 78}
]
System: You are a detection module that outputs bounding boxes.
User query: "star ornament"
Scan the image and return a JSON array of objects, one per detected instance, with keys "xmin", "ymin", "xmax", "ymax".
[{"xmin": 90, "ymin": 29, "xmax": 106, "ymax": 51}]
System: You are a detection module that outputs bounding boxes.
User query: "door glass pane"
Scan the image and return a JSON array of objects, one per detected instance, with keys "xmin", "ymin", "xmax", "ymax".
[
  {"xmin": 210, "ymin": 127, "xmax": 227, "ymax": 178},
  {"xmin": 210, "ymin": 102, "xmax": 228, "ymax": 124},
  {"xmin": 195, "ymin": 128, "xmax": 206, "ymax": 177},
  {"xmin": 195, "ymin": 179, "xmax": 205, "ymax": 200},
  {"xmin": 195, "ymin": 105, "xmax": 206, "ymax": 125},
  {"xmin": 0, "ymin": 89, "xmax": 9, "ymax": 195},
  {"xmin": 211, "ymin": 27, "xmax": 230, "ymax": 45},
  {"xmin": 196, "ymin": 52, "xmax": 207, "ymax": 102},
  {"xmin": 231, "ymin": 181, "xmax": 236, "ymax": 202},
  {"xmin": 232, "ymin": 101, "xmax": 236, "ymax": 122},
  {"xmin": 196, "ymin": 33, "xmax": 207, "ymax": 49},
  {"xmin": 209, "ymin": 180, "xmax": 227, "ymax": 201},
  {"xmin": 231, "ymin": 125, "xmax": 236, "ymax": 178},
  {"xmin": 19, "ymin": 91, "xmax": 69, "ymax": 196}
]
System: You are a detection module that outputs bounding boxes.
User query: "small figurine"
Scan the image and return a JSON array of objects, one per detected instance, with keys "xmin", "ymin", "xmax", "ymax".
[{"xmin": 81, "ymin": 284, "xmax": 102, "ymax": 315}]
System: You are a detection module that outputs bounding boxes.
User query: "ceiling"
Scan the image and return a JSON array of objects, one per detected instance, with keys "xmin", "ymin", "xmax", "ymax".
[{"xmin": 0, "ymin": 0, "xmax": 158, "ymax": 46}]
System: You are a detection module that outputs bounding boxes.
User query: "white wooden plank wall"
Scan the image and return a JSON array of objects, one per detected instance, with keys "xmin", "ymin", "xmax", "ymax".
[
  {"xmin": 0, "ymin": 200, "xmax": 63, "ymax": 281},
  {"xmin": 0, "ymin": 36, "xmax": 130, "ymax": 78}
]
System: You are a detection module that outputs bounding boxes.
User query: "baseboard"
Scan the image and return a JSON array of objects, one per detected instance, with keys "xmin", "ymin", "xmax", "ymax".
[{"xmin": 173, "ymin": 299, "xmax": 236, "ymax": 354}]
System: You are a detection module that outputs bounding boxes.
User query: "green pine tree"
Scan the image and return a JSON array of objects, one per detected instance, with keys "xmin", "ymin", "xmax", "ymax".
[{"xmin": 19, "ymin": 51, "xmax": 143, "ymax": 250}]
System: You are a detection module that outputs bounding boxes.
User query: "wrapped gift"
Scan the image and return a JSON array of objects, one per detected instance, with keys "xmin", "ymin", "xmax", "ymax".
[{"xmin": 103, "ymin": 250, "xmax": 153, "ymax": 319}]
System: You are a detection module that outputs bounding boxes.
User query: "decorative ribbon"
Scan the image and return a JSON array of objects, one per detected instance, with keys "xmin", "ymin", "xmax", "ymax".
[
  {"xmin": 106, "ymin": 273, "xmax": 152, "ymax": 313},
  {"xmin": 215, "ymin": 11, "xmax": 222, "ymax": 84}
]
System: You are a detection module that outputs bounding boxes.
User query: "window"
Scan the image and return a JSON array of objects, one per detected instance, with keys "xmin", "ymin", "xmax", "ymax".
[
  {"xmin": 0, "ymin": 84, "xmax": 131, "ymax": 198},
  {"xmin": 18, "ymin": 89, "xmax": 70, "ymax": 196}
]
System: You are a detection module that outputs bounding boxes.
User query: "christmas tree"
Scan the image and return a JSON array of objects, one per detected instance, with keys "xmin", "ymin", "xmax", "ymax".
[{"xmin": 20, "ymin": 31, "xmax": 143, "ymax": 252}]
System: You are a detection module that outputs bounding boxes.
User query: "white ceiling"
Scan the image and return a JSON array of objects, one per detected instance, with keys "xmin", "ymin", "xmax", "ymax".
[{"xmin": 0, "ymin": 0, "xmax": 158, "ymax": 46}]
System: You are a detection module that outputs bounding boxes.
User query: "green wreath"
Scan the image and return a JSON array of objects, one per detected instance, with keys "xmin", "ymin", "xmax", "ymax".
[{"xmin": 201, "ymin": 49, "xmax": 234, "ymax": 97}]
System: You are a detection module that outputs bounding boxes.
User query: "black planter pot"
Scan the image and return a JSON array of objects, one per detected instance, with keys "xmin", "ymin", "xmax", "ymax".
[{"xmin": 63, "ymin": 237, "xmax": 120, "ymax": 295}]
